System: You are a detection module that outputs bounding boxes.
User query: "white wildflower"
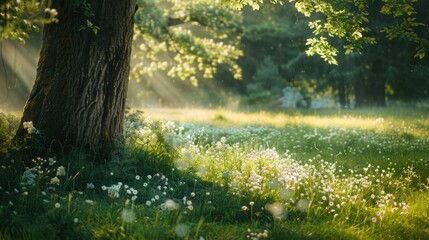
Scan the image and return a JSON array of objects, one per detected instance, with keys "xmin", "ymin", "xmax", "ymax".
[{"xmin": 56, "ymin": 166, "xmax": 66, "ymax": 176}]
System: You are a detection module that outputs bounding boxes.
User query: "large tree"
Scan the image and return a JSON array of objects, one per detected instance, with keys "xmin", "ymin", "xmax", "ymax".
[{"xmin": 11, "ymin": 0, "xmax": 137, "ymax": 160}]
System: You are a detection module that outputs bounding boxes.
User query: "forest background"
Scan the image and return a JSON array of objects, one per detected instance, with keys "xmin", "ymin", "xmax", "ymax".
[{"xmin": 1, "ymin": 0, "xmax": 428, "ymax": 112}]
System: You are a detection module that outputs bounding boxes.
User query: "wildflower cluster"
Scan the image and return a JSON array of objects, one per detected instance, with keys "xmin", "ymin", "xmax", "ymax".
[
  {"xmin": 246, "ymin": 228, "xmax": 269, "ymax": 240},
  {"xmin": 102, "ymin": 182, "xmax": 135, "ymax": 200},
  {"xmin": 146, "ymin": 119, "xmax": 427, "ymax": 225},
  {"xmin": 0, "ymin": 157, "xmax": 69, "ymax": 216},
  {"xmin": 141, "ymin": 173, "xmax": 173, "ymax": 206}
]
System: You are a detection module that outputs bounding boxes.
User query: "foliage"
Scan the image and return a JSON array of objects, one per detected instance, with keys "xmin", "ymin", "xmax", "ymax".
[
  {"xmin": 132, "ymin": 0, "xmax": 243, "ymax": 86},
  {"xmin": 245, "ymin": 56, "xmax": 284, "ymax": 105},
  {"xmin": 0, "ymin": 112, "xmax": 19, "ymax": 153},
  {"xmin": 290, "ymin": 0, "xmax": 428, "ymax": 64},
  {"xmin": 0, "ymin": 0, "xmax": 58, "ymax": 43},
  {"xmin": 3, "ymin": 0, "xmax": 427, "ymax": 81}
]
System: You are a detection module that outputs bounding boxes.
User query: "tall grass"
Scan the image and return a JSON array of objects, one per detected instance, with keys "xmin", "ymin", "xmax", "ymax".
[{"xmin": 0, "ymin": 107, "xmax": 428, "ymax": 239}]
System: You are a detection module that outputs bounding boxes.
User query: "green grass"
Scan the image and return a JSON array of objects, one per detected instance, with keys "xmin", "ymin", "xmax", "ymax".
[
  {"xmin": 0, "ymin": 107, "xmax": 428, "ymax": 239},
  {"xmin": 0, "ymin": 111, "xmax": 19, "ymax": 154}
]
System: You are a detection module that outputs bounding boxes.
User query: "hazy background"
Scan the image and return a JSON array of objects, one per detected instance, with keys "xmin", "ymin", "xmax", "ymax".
[{"xmin": 1, "ymin": 3, "xmax": 429, "ymax": 111}]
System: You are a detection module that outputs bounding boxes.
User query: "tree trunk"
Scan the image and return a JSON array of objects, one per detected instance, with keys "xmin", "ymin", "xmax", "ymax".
[
  {"xmin": 338, "ymin": 78, "xmax": 346, "ymax": 108},
  {"xmin": 14, "ymin": 0, "xmax": 137, "ymax": 160},
  {"xmin": 354, "ymin": 57, "xmax": 387, "ymax": 108},
  {"xmin": 354, "ymin": 76, "xmax": 386, "ymax": 107}
]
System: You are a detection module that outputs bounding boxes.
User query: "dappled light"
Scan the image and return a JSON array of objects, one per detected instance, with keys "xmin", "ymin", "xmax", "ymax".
[
  {"xmin": 1, "ymin": 0, "xmax": 429, "ymax": 239},
  {"xmin": 0, "ymin": 38, "xmax": 40, "ymax": 109}
]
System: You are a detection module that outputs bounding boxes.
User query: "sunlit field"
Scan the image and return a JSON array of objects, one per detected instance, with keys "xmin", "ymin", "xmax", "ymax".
[
  {"xmin": 144, "ymin": 107, "xmax": 429, "ymax": 138},
  {"xmin": 1, "ymin": 107, "xmax": 429, "ymax": 239}
]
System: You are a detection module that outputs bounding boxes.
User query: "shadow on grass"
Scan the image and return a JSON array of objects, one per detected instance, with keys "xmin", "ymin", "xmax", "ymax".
[{"xmin": 0, "ymin": 146, "xmax": 381, "ymax": 240}]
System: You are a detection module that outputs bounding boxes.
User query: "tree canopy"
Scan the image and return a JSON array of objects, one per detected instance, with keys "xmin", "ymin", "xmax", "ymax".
[{"xmin": 2, "ymin": 0, "xmax": 427, "ymax": 68}]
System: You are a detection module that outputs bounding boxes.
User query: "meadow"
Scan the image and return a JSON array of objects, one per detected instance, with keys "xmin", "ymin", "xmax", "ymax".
[{"xmin": 0, "ymin": 107, "xmax": 428, "ymax": 239}]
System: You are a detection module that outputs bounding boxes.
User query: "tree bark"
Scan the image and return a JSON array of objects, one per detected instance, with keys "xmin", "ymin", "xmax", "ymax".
[{"xmin": 14, "ymin": 0, "xmax": 137, "ymax": 160}]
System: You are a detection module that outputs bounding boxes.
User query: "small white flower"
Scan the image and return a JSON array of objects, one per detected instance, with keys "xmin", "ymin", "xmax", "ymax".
[
  {"xmin": 48, "ymin": 158, "xmax": 56, "ymax": 165},
  {"xmin": 73, "ymin": 218, "xmax": 79, "ymax": 223},
  {"xmin": 135, "ymin": 175, "xmax": 141, "ymax": 180},
  {"xmin": 55, "ymin": 203, "xmax": 61, "ymax": 208},
  {"xmin": 23, "ymin": 121, "xmax": 39, "ymax": 134},
  {"xmin": 50, "ymin": 177, "xmax": 60, "ymax": 185},
  {"xmin": 56, "ymin": 166, "xmax": 66, "ymax": 176}
]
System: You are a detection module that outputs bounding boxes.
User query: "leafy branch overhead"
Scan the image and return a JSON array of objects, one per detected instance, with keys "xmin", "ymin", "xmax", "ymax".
[
  {"xmin": 291, "ymin": 0, "xmax": 427, "ymax": 64},
  {"xmin": 229, "ymin": 0, "xmax": 428, "ymax": 64},
  {"xmin": 1, "ymin": 0, "xmax": 427, "ymax": 70},
  {"xmin": 0, "ymin": 0, "xmax": 58, "ymax": 43},
  {"xmin": 133, "ymin": 0, "xmax": 243, "ymax": 86}
]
